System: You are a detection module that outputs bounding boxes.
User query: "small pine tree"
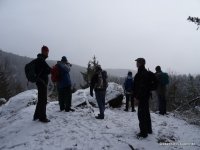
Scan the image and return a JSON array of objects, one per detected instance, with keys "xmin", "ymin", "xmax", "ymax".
[{"xmin": 80, "ymin": 56, "xmax": 99, "ymax": 89}]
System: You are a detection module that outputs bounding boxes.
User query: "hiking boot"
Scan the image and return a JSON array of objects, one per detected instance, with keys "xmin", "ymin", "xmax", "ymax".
[
  {"xmin": 124, "ymin": 109, "xmax": 128, "ymax": 112},
  {"xmin": 39, "ymin": 118, "xmax": 50, "ymax": 123},
  {"xmin": 132, "ymin": 109, "xmax": 136, "ymax": 112},
  {"xmin": 95, "ymin": 115, "xmax": 104, "ymax": 119},
  {"xmin": 60, "ymin": 108, "xmax": 65, "ymax": 112},
  {"xmin": 33, "ymin": 116, "xmax": 39, "ymax": 121},
  {"xmin": 136, "ymin": 133, "xmax": 148, "ymax": 139},
  {"xmin": 65, "ymin": 109, "xmax": 69, "ymax": 112},
  {"xmin": 65, "ymin": 108, "xmax": 75, "ymax": 112},
  {"xmin": 148, "ymin": 130, "xmax": 153, "ymax": 134},
  {"xmin": 69, "ymin": 108, "xmax": 75, "ymax": 112},
  {"xmin": 159, "ymin": 112, "xmax": 165, "ymax": 115}
]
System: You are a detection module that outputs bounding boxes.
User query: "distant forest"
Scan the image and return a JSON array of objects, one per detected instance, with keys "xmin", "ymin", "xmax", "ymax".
[
  {"xmin": 0, "ymin": 50, "xmax": 200, "ymax": 120},
  {"xmin": 0, "ymin": 50, "xmax": 126, "ymax": 100},
  {"xmin": 0, "ymin": 50, "xmax": 85, "ymax": 99}
]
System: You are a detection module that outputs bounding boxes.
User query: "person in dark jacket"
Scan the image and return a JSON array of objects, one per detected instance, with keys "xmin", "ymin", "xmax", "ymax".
[
  {"xmin": 155, "ymin": 66, "xmax": 169, "ymax": 115},
  {"xmin": 123, "ymin": 71, "xmax": 135, "ymax": 112},
  {"xmin": 33, "ymin": 46, "xmax": 51, "ymax": 123},
  {"xmin": 57, "ymin": 56, "xmax": 74, "ymax": 112},
  {"xmin": 133, "ymin": 58, "xmax": 152, "ymax": 138},
  {"xmin": 90, "ymin": 65, "xmax": 108, "ymax": 119}
]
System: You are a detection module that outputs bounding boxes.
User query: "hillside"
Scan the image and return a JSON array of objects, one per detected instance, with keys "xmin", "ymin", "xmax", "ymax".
[
  {"xmin": 0, "ymin": 50, "xmax": 86, "ymax": 90},
  {"xmin": 0, "ymin": 85, "xmax": 199, "ymax": 150},
  {"xmin": 0, "ymin": 50, "xmax": 133, "ymax": 92}
]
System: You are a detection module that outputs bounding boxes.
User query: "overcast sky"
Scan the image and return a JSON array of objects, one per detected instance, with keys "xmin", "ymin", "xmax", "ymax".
[{"xmin": 0, "ymin": 0, "xmax": 200, "ymax": 74}]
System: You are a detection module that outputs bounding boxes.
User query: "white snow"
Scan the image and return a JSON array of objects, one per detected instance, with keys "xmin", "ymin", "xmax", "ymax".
[
  {"xmin": 0, "ymin": 90, "xmax": 37, "ymax": 116},
  {"xmin": 72, "ymin": 82, "xmax": 124, "ymax": 107},
  {"xmin": 0, "ymin": 98, "xmax": 6, "ymax": 105},
  {"xmin": 0, "ymin": 87, "xmax": 200, "ymax": 150}
]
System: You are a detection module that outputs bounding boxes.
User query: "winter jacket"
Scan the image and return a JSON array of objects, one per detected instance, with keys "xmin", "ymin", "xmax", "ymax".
[
  {"xmin": 155, "ymin": 71, "xmax": 167, "ymax": 95},
  {"xmin": 133, "ymin": 66, "xmax": 151, "ymax": 100},
  {"xmin": 90, "ymin": 70, "xmax": 107, "ymax": 92},
  {"xmin": 35, "ymin": 54, "xmax": 51, "ymax": 85},
  {"xmin": 124, "ymin": 76, "xmax": 134, "ymax": 94},
  {"xmin": 57, "ymin": 62, "xmax": 72, "ymax": 89}
]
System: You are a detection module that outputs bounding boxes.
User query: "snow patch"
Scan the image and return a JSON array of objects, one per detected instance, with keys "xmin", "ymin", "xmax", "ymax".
[
  {"xmin": 72, "ymin": 82, "xmax": 123, "ymax": 107},
  {"xmin": 0, "ymin": 90, "xmax": 37, "ymax": 116}
]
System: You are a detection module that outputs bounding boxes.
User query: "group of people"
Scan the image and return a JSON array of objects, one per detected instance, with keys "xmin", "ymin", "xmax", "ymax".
[
  {"xmin": 31, "ymin": 45, "xmax": 169, "ymax": 139},
  {"xmin": 32, "ymin": 45, "xmax": 108, "ymax": 122}
]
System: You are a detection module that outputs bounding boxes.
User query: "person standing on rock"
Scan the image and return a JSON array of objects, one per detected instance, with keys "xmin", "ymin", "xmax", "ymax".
[
  {"xmin": 133, "ymin": 58, "xmax": 152, "ymax": 138},
  {"xmin": 123, "ymin": 71, "xmax": 135, "ymax": 112},
  {"xmin": 57, "ymin": 56, "xmax": 74, "ymax": 112},
  {"xmin": 33, "ymin": 46, "xmax": 51, "ymax": 123},
  {"xmin": 90, "ymin": 65, "xmax": 108, "ymax": 119}
]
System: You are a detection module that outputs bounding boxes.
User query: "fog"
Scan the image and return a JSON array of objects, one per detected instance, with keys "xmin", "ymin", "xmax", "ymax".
[{"xmin": 0, "ymin": 0, "xmax": 200, "ymax": 74}]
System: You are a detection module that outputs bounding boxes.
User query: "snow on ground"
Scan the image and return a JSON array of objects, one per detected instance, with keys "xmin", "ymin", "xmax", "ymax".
[{"xmin": 0, "ymin": 89, "xmax": 200, "ymax": 150}]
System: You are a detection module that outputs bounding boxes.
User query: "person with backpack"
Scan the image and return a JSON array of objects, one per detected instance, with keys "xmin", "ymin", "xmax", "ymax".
[
  {"xmin": 123, "ymin": 71, "xmax": 135, "ymax": 112},
  {"xmin": 56, "ymin": 56, "xmax": 74, "ymax": 112},
  {"xmin": 90, "ymin": 65, "xmax": 108, "ymax": 119},
  {"xmin": 33, "ymin": 46, "xmax": 51, "ymax": 123},
  {"xmin": 155, "ymin": 66, "xmax": 169, "ymax": 115},
  {"xmin": 133, "ymin": 58, "xmax": 153, "ymax": 138}
]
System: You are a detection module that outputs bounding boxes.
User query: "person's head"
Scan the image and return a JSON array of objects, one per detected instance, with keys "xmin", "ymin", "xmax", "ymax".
[
  {"xmin": 128, "ymin": 71, "xmax": 132, "ymax": 76},
  {"xmin": 135, "ymin": 58, "xmax": 145, "ymax": 68},
  {"xmin": 155, "ymin": 66, "xmax": 161, "ymax": 72},
  {"xmin": 95, "ymin": 65, "xmax": 102, "ymax": 72},
  {"xmin": 61, "ymin": 56, "xmax": 68, "ymax": 64},
  {"xmin": 41, "ymin": 45, "xmax": 49, "ymax": 57}
]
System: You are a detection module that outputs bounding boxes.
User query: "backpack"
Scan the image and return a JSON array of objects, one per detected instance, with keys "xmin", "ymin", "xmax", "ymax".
[
  {"xmin": 51, "ymin": 64, "xmax": 60, "ymax": 83},
  {"xmin": 95, "ymin": 70, "xmax": 108, "ymax": 89},
  {"xmin": 25, "ymin": 59, "xmax": 37, "ymax": 83},
  {"xmin": 160, "ymin": 72, "xmax": 169, "ymax": 86},
  {"xmin": 148, "ymin": 71, "xmax": 158, "ymax": 91},
  {"xmin": 125, "ymin": 78, "xmax": 133, "ymax": 92}
]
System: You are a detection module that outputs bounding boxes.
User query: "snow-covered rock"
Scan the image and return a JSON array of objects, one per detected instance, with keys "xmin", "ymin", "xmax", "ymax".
[
  {"xmin": 0, "ymin": 90, "xmax": 37, "ymax": 116},
  {"xmin": 72, "ymin": 82, "xmax": 124, "ymax": 107},
  {"xmin": 0, "ymin": 98, "xmax": 6, "ymax": 105}
]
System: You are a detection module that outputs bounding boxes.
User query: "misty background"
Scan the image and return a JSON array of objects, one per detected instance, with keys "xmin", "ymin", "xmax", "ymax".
[
  {"xmin": 0, "ymin": 0, "xmax": 200, "ymax": 128},
  {"xmin": 0, "ymin": 0, "xmax": 200, "ymax": 74}
]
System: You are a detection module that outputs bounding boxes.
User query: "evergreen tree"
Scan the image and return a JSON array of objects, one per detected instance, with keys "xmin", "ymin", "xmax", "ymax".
[
  {"xmin": 0, "ymin": 71, "xmax": 11, "ymax": 100},
  {"xmin": 80, "ymin": 56, "xmax": 99, "ymax": 89}
]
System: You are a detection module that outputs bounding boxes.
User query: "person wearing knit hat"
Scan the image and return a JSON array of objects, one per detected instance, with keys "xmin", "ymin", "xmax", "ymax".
[{"xmin": 56, "ymin": 56, "xmax": 74, "ymax": 112}]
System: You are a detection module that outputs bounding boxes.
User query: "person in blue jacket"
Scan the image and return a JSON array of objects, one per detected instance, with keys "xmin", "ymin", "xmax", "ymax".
[
  {"xmin": 57, "ymin": 56, "xmax": 74, "ymax": 112},
  {"xmin": 124, "ymin": 71, "xmax": 135, "ymax": 112}
]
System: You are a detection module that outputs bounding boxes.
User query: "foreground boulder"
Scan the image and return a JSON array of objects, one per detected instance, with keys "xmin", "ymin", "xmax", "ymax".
[
  {"xmin": 0, "ymin": 90, "xmax": 37, "ymax": 116},
  {"xmin": 72, "ymin": 82, "xmax": 124, "ymax": 108}
]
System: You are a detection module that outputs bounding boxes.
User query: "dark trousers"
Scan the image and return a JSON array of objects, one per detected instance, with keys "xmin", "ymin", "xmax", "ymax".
[
  {"xmin": 157, "ymin": 93, "xmax": 166, "ymax": 115},
  {"xmin": 138, "ymin": 97, "xmax": 152, "ymax": 135},
  {"xmin": 34, "ymin": 82, "xmax": 47, "ymax": 120},
  {"xmin": 58, "ymin": 87, "xmax": 72, "ymax": 111},
  {"xmin": 125, "ymin": 94, "xmax": 134, "ymax": 110},
  {"xmin": 95, "ymin": 91, "xmax": 106, "ymax": 116}
]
